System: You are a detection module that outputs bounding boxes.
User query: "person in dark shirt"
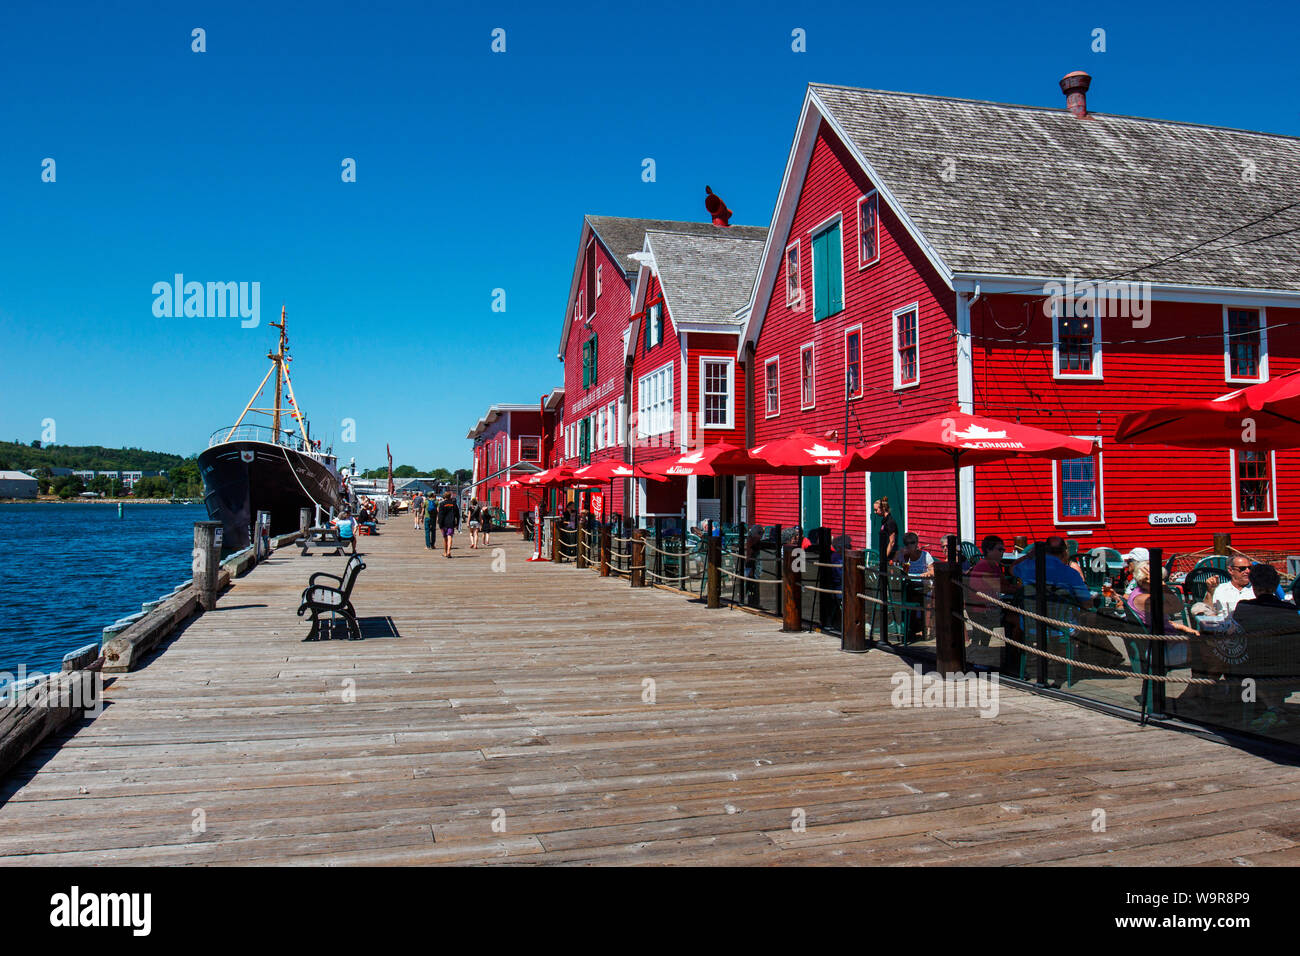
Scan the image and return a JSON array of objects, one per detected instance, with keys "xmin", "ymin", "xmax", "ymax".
[
  {"xmin": 873, "ymin": 497, "xmax": 899, "ymax": 562},
  {"xmin": 1229, "ymin": 563, "xmax": 1299, "ymax": 725},
  {"xmin": 436, "ymin": 493, "xmax": 459, "ymax": 558}
]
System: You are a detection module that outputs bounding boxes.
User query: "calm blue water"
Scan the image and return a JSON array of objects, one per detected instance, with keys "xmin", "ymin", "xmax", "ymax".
[{"xmin": 0, "ymin": 503, "xmax": 207, "ymax": 676}]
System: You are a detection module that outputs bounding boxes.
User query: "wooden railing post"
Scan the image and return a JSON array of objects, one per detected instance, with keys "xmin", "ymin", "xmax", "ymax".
[
  {"xmin": 782, "ymin": 538, "xmax": 802, "ymax": 632},
  {"xmin": 299, "ymin": 507, "xmax": 311, "ymax": 537},
  {"xmin": 1213, "ymin": 532, "xmax": 1231, "ymax": 556},
  {"xmin": 576, "ymin": 512, "xmax": 587, "ymax": 568},
  {"xmin": 193, "ymin": 521, "xmax": 222, "ymax": 611},
  {"xmin": 706, "ymin": 525, "xmax": 721, "ymax": 609},
  {"xmin": 1034, "ymin": 541, "xmax": 1048, "ymax": 685},
  {"xmin": 551, "ymin": 516, "xmax": 561, "ymax": 563},
  {"xmin": 1148, "ymin": 546, "xmax": 1167, "ymax": 716},
  {"xmin": 934, "ymin": 561, "xmax": 966, "ymax": 676},
  {"xmin": 630, "ymin": 530, "xmax": 646, "ymax": 588},
  {"xmin": 842, "ymin": 548, "xmax": 867, "ymax": 653},
  {"xmin": 600, "ymin": 524, "xmax": 611, "ymax": 577}
]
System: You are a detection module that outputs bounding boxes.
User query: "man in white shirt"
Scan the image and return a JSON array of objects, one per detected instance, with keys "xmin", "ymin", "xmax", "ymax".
[{"xmin": 1211, "ymin": 557, "xmax": 1255, "ymax": 613}]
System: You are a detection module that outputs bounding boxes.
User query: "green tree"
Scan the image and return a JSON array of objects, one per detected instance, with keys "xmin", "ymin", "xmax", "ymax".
[
  {"xmin": 88, "ymin": 475, "xmax": 113, "ymax": 495},
  {"xmin": 53, "ymin": 476, "xmax": 84, "ymax": 499},
  {"xmin": 133, "ymin": 476, "xmax": 170, "ymax": 498}
]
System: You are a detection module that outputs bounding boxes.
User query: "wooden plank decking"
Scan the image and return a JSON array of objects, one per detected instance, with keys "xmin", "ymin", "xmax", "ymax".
[{"xmin": 2, "ymin": 525, "xmax": 1298, "ymax": 866}]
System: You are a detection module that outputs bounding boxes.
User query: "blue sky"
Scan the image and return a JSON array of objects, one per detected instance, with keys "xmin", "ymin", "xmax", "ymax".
[{"xmin": 2, "ymin": 0, "xmax": 1296, "ymax": 472}]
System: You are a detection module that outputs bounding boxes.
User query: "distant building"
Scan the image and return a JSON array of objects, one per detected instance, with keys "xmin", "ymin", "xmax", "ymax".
[
  {"xmin": 0, "ymin": 471, "xmax": 38, "ymax": 499},
  {"xmin": 72, "ymin": 470, "xmax": 95, "ymax": 482},
  {"xmin": 48, "ymin": 467, "xmax": 73, "ymax": 477}
]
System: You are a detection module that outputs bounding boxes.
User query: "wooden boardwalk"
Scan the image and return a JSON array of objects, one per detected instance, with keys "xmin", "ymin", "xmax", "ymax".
[{"xmin": 2, "ymin": 524, "xmax": 1299, "ymax": 866}]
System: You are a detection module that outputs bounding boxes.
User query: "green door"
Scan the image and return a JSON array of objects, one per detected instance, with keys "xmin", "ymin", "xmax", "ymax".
[
  {"xmin": 801, "ymin": 475, "xmax": 822, "ymax": 530},
  {"xmin": 870, "ymin": 472, "xmax": 906, "ymax": 553}
]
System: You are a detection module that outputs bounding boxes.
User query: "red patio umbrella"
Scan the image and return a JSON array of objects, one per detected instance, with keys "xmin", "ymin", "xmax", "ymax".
[
  {"xmin": 837, "ymin": 410, "xmax": 1097, "ymax": 546},
  {"xmin": 747, "ymin": 431, "xmax": 849, "ymax": 534},
  {"xmin": 639, "ymin": 442, "xmax": 757, "ymax": 478},
  {"xmin": 571, "ymin": 460, "xmax": 665, "ymax": 523},
  {"xmin": 1115, "ymin": 369, "xmax": 1300, "ymax": 449}
]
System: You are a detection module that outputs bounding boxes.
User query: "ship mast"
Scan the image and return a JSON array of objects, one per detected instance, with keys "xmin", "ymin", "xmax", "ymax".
[{"xmin": 270, "ymin": 305, "xmax": 287, "ymax": 443}]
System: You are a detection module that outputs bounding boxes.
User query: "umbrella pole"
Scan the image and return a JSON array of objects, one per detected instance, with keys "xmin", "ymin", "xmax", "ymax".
[{"xmin": 952, "ymin": 454, "xmax": 962, "ymax": 562}]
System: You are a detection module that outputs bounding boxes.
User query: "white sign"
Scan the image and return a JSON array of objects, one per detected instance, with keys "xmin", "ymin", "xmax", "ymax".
[{"xmin": 1148, "ymin": 512, "xmax": 1197, "ymax": 526}]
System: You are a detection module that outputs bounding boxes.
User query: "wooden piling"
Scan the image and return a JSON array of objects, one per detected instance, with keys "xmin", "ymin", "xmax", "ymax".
[
  {"xmin": 933, "ymin": 561, "xmax": 966, "ymax": 676},
  {"xmin": 299, "ymin": 507, "xmax": 311, "ymax": 536},
  {"xmin": 842, "ymin": 548, "xmax": 867, "ymax": 653},
  {"xmin": 193, "ymin": 521, "xmax": 222, "ymax": 612},
  {"xmin": 600, "ymin": 524, "xmax": 611, "ymax": 577},
  {"xmin": 630, "ymin": 530, "xmax": 646, "ymax": 587},
  {"xmin": 706, "ymin": 529, "xmax": 721, "ymax": 609},
  {"xmin": 782, "ymin": 541, "xmax": 801, "ymax": 632},
  {"xmin": 1213, "ymin": 532, "xmax": 1232, "ymax": 556}
]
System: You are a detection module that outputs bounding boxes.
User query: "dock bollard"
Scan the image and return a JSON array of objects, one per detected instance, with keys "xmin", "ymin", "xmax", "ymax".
[
  {"xmin": 193, "ymin": 521, "xmax": 222, "ymax": 611},
  {"xmin": 841, "ymin": 548, "xmax": 867, "ymax": 653},
  {"xmin": 706, "ymin": 530, "xmax": 721, "ymax": 609},
  {"xmin": 933, "ymin": 561, "xmax": 965, "ymax": 676},
  {"xmin": 255, "ymin": 510, "xmax": 271, "ymax": 562},
  {"xmin": 782, "ymin": 540, "xmax": 802, "ymax": 632},
  {"xmin": 600, "ymin": 525, "xmax": 611, "ymax": 577},
  {"xmin": 300, "ymin": 508, "xmax": 311, "ymax": 537},
  {"xmin": 630, "ymin": 530, "xmax": 646, "ymax": 588}
]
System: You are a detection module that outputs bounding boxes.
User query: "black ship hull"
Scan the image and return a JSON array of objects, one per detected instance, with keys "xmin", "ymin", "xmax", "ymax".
[{"xmin": 198, "ymin": 441, "xmax": 344, "ymax": 553}]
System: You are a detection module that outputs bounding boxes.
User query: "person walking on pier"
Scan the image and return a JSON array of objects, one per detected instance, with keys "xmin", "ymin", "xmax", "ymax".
[
  {"xmin": 424, "ymin": 496, "xmax": 438, "ymax": 550},
  {"xmin": 413, "ymin": 493, "xmax": 424, "ymax": 531},
  {"xmin": 480, "ymin": 504, "xmax": 494, "ymax": 547},
  {"xmin": 437, "ymin": 491, "xmax": 460, "ymax": 558},
  {"xmin": 468, "ymin": 499, "xmax": 482, "ymax": 549}
]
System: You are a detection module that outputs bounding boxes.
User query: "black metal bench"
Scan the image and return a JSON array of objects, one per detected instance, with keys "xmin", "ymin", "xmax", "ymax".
[
  {"xmin": 297, "ymin": 526, "xmax": 357, "ymax": 556},
  {"xmin": 297, "ymin": 555, "xmax": 366, "ymax": 641}
]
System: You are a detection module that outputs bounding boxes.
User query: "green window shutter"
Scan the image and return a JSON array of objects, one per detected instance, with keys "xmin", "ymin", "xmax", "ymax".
[
  {"xmin": 581, "ymin": 341, "xmax": 591, "ymax": 388},
  {"xmin": 827, "ymin": 223, "xmax": 844, "ymax": 315},
  {"xmin": 579, "ymin": 419, "xmax": 590, "ymax": 464},
  {"xmin": 591, "ymin": 333, "xmax": 598, "ymax": 383},
  {"xmin": 812, "ymin": 232, "xmax": 829, "ymax": 321},
  {"xmin": 643, "ymin": 308, "xmax": 650, "ymax": 352}
]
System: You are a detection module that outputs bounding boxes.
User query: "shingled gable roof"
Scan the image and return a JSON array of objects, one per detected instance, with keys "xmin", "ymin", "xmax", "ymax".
[
  {"xmin": 742, "ymin": 81, "xmax": 1300, "ymax": 355},
  {"xmin": 559, "ymin": 215, "xmax": 767, "ymax": 358},
  {"xmin": 627, "ymin": 230, "xmax": 767, "ymax": 349}
]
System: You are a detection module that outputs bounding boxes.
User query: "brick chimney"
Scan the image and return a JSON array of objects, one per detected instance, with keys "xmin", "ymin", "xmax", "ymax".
[{"xmin": 1060, "ymin": 70, "xmax": 1091, "ymax": 118}]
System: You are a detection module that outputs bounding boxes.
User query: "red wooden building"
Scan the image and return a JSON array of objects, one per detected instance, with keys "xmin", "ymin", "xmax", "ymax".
[
  {"xmin": 627, "ymin": 226, "xmax": 766, "ymax": 526},
  {"xmin": 740, "ymin": 74, "xmax": 1300, "ymax": 557},
  {"xmin": 557, "ymin": 214, "xmax": 763, "ymax": 522},
  {"xmin": 467, "ymin": 402, "xmax": 551, "ymax": 524}
]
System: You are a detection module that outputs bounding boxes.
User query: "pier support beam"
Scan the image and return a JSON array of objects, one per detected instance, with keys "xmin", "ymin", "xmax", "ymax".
[{"xmin": 193, "ymin": 521, "xmax": 222, "ymax": 611}]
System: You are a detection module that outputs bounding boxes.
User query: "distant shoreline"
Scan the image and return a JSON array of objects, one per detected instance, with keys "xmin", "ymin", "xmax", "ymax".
[{"xmin": 0, "ymin": 497, "xmax": 200, "ymax": 505}]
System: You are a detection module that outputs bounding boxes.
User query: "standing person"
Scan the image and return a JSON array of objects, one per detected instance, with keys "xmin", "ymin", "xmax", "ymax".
[
  {"xmin": 413, "ymin": 493, "xmax": 423, "ymax": 531},
  {"xmin": 468, "ymin": 499, "xmax": 482, "ymax": 549},
  {"xmin": 874, "ymin": 498, "xmax": 899, "ymax": 563},
  {"xmin": 424, "ymin": 496, "xmax": 437, "ymax": 550},
  {"xmin": 437, "ymin": 492, "xmax": 459, "ymax": 558},
  {"xmin": 481, "ymin": 503, "xmax": 494, "ymax": 547}
]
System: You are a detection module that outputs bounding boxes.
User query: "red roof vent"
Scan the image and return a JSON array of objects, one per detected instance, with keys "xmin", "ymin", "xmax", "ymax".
[
  {"xmin": 704, "ymin": 186, "xmax": 732, "ymax": 227},
  {"xmin": 1060, "ymin": 70, "xmax": 1091, "ymax": 119}
]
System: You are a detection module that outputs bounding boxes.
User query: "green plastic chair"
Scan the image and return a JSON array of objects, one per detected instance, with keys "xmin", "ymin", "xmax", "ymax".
[
  {"xmin": 888, "ymin": 567, "xmax": 928, "ymax": 645},
  {"xmin": 959, "ymin": 540, "xmax": 981, "ymax": 565}
]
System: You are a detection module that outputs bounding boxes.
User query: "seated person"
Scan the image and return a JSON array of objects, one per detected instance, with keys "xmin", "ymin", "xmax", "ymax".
[
  {"xmin": 1231, "ymin": 563, "xmax": 1298, "ymax": 630},
  {"xmin": 966, "ymin": 535, "xmax": 1007, "ymax": 647},
  {"xmin": 1227, "ymin": 563, "xmax": 1299, "ymax": 725},
  {"xmin": 897, "ymin": 532, "xmax": 934, "ymax": 577},
  {"xmin": 1212, "ymin": 557, "xmax": 1256, "ymax": 613},
  {"xmin": 331, "ymin": 510, "xmax": 358, "ymax": 553},
  {"xmin": 1125, "ymin": 561, "xmax": 1198, "ymax": 635},
  {"xmin": 1012, "ymin": 535, "xmax": 1092, "ymax": 606}
]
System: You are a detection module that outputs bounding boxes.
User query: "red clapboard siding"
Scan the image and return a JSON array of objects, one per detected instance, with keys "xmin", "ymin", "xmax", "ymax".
[
  {"xmin": 751, "ymin": 119, "xmax": 959, "ymax": 550},
  {"xmin": 686, "ymin": 331, "xmax": 746, "ymax": 450},
  {"xmin": 972, "ymin": 295, "xmax": 1300, "ymax": 554},
  {"xmin": 562, "ymin": 229, "xmax": 633, "ymax": 515},
  {"xmin": 629, "ymin": 271, "xmax": 683, "ymax": 467}
]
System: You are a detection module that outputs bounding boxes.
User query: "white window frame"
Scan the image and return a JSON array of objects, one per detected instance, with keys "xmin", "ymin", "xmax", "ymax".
[
  {"xmin": 892, "ymin": 302, "xmax": 921, "ymax": 391},
  {"xmin": 800, "ymin": 343, "xmax": 815, "ymax": 411},
  {"xmin": 647, "ymin": 301, "xmax": 664, "ymax": 350},
  {"xmin": 809, "ymin": 212, "xmax": 845, "ymax": 322},
  {"xmin": 1222, "ymin": 305, "xmax": 1269, "ymax": 385},
  {"xmin": 857, "ymin": 191, "xmax": 880, "ymax": 269},
  {"xmin": 1051, "ymin": 297, "xmax": 1103, "ymax": 381},
  {"xmin": 607, "ymin": 401, "xmax": 617, "ymax": 446},
  {"xmin": 595, "ymin": 407, "xmax": 605, "ymax": 450},
  {"xmin": 1051, "ymin": 437, "xmax": 1105, "ymax": 527},
  {"xmin": 764, "ymin": 356, "xmax": 780, "ymax": 419},
  {"xmin": 844, "ymin": 323, "xmax": 863, "ymax": 401},
  {"xmin": 698, "ymin": 356, "xmax": 735, "ymax": 430},
  {"xmin": 519, "ymin": 435, "xmax": 541, "ymax": 463},
  {"xmin": 785, "ymin": 240, "xmax": 802, "ymax": 308},
  {"xmin": 1230, "ymin": 449, "xmax": 1279, "ymax": 522},
  {"xmin": 596, "ymin": 264, "xmax": 602, "ymax": 299},
  {"xmin": 637, "ymin": 360, "xmax": 675, "ymax": 438}
]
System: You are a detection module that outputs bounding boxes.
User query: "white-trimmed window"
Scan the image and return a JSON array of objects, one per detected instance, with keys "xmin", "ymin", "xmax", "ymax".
[
  {"xmin": 1224, "ymin": 306, "xmax": 1268, "ymax": 384},
  {"xmin": 857, "ymin": 192, "xmax": 880, "ymax": 268},
  {"xmin": 1052, "ymin": 296, "xmax": 1102, "ymax": 380},
  {"xmin": 800, "ymin": 344, "xmax": 815, "ymax": 410},
  {"xmin": 785, "ymin": 241, "xmax": 802, "ymax": 307},
  {"xmin": 765, "ymin": 356, "xmax": 780, "ymax": 418},
  {"xmin": 606, "ymin": 401, "xmax": 616, "ymax": 447},
  {"xmin": 892, "ymin": 303, "xmax": 919, "ymax": 390},
  {"xmin": 645, "ymin": 301, "xmax": 664, "ymax": 350},
  {"xmin": 596, "ymin": 264, "xmax": 602, "ymax": 299},
  {"xmin": 700, "ymin": 356, "xmax": 734, "ymax": 429},
  {"xmin": 595, "ymin": 407, "xmax": 605, "ymax": 450},
  {"xmin": 519, "ymin": 436, "xmax": 541, "ymax": 462},
  {"xmin": 1052, "ymin": 438, "xmax": 1103, "ymax": 525},
  {"xmin": 1231, "ymin": 449, "xmax": 1277, "ymax": 521},
  {"xmin": 845, "ymin": 325, "xmax": 862, "ymax": 400},
  {"xmin": 637, "ymin": 361, "xmax": 674, "ymax": 437}
]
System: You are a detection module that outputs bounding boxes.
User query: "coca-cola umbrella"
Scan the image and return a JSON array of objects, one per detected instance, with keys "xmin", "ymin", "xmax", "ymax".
[
  {"xmin": 746, "ymin": 431, "xmax": 849, "ymax": 535},
  {"xmin": 837, "ymin": 410, "xmax": 1097, "ymax": 547},
  {"xmin": 1115, "ymin": 368, "xmax": 1300, "ymax": 449}
]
